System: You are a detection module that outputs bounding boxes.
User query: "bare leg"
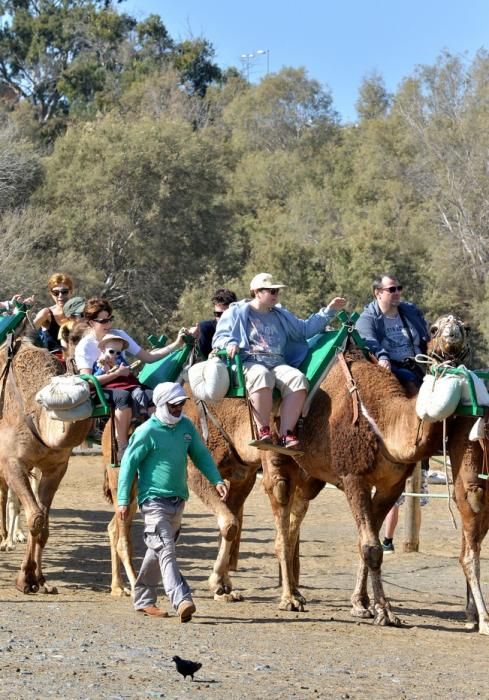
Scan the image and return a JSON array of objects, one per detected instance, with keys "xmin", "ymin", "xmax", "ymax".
[
  {"xmin": 114, "ymin": 407, "xmax": 132, "ymax": 447},
  {"xmin": 279, "ymin": 390, "xmax": 307, "ymax": 435},
  {"xmin": 248, "ymin": 388, "xmax": 273, "ymax": 430},
  {"xmin": 384, "ymin": 505, "xmax": 399, "ymax": 539}
]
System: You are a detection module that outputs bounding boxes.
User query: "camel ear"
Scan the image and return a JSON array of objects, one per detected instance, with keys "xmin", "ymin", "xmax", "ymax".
[
  {"xmin": 429, "ymin": 324, "xmax": 438, "ymax": 337},
  {"xmin": 463, "ymin": 323, "xmax": 471, "ymax": 336}
]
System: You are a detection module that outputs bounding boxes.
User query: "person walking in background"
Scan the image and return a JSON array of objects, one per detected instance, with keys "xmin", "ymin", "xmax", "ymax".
[
  {"xmin": 197, "ymin": 288, "xmax": 237, "ymax": 359},
  {"xmin": 117, "ymin": 382, "xmax": 228, "ymax": 622},
  {"xmin": 356, "ymin": 273, "xmax": 430, "ymax": 553}
]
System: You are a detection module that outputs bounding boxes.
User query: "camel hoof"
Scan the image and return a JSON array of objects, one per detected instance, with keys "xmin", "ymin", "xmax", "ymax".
[
  {"xmin": 279, "ymin": 599, "xmax": 305, "ymax": 612},
  {"xmin": 111, "ymin": 586, "xmax": 132, "ymax": 597},
  {"xmin": 213, "ymin": 591, "xmax": 243, "ymax": 603},
  {"xmin": 0, "ymin": 540, "xmax": 6, "ymax": 551},
  {"xmin": 350, "ymin": 607, "xmax": 374, "ymax": 619},
  {"xmin": 5, "ymin": 543, "xmax": 15, "ymax": 552},
  {"xmin": 28, "ymin": 513, "xmax": 44, "ymax": 537},
  {"xmin": 292, "ymin": 589, "xmax": 307, "ymax": 605},
  {"xmin": 465, "ymin": 621, "xmax": 478, "ymax": 632},
  {"xmin": 477, "ymin": 621, "xmax": 489, "ymax": 636},
  {"xmin": 15, "ymin": 532, "xmax": 26, "ymax": 544},
  {"xmin": 373, "ymin": 609, "xmax": 401, "ymax": 627},
  {"xmin": 39, "ymin": 584, "xmax": 58, "ymax": 594}
]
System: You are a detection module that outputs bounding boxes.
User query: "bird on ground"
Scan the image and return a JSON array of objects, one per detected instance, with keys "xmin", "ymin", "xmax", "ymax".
[{"xmin": 172, "ymin": 655, "xmax": 202, "ymax": 680}]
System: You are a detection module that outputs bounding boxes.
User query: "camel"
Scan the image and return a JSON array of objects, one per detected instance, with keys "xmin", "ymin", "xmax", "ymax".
[
  {"xmin": 0, "ymin": 328, "xmax": 92, "ymax": 593},
  {"xmin": 184, "ymin": 314, "xmax": 489, "ymax": 633}
]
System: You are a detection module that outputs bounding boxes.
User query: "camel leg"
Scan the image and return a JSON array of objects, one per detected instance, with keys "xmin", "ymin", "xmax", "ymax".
[
  {"xmin": 204, "ymin": 473, "xmax": 249, "ymax": 603},
  {"xmin": 13, "ymin": 469, "xmax": 41, "ymax": 546},
  {"xmin": 459, "ymin": 530, "xmax": 489, "ymax": 635},
  {"xmin": 5, "ymin": 488, "xmax": 21, "ymax": 550},
  {"xmin": 343, "ymin": 474, "xmax": 401, "ymax": 627},
  {"xmin": 262, "ymin": 452, "xmax": 308, "ymax": 611},
  {"xmin": 16, "ymin": 466, "xmax": 67, "ymax": 594},
  {"xmin": 0, "ymin": 476, "xmax": 7, "ymax": 549},
  {"xmin": 108, "ymin": 497, "xmax": 138, "ymax": 597},
  {"xmin": 288, "ymin": 473, "xmax": 326, "ymax": 601},
  {"xmin": 350, "ymin": 559, "xmax": 372, "ymax": 618},
  {"xmin": 449, "ymin": 432, "xmax": 489, "ymax": 634},
  {"xmin": 228, "ymin": 506, "xmax": 243, "ymax": 571},
  {"xmin": 5, "ymin": 458, "xmax": 44, "ymax": 538}
]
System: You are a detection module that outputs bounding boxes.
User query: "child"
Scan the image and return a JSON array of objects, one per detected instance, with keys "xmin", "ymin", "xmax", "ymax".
[{"xmin": 94, "ymin": 334, "xmax": 152, "ymax": 419}]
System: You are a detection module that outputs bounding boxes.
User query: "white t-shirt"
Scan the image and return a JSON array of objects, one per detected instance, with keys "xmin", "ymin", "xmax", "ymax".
[{"xmin": 75, "ymin": 329, "xmax": 142, "ymax": 373}]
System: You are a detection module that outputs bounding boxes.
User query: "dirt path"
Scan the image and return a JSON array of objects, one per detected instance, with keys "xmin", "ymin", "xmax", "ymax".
[{"xmin": 0, "ymin": 456, "xmax": 487, "ymax": 699}]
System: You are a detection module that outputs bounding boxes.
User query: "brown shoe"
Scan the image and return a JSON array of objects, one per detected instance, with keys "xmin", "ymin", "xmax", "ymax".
[
  {"xmin": 177, "ymin": 600, "xmax": 196, "ymax": 623},
  {"xmin": 137, "ymin": 605, "xmax": 169, "ymax": 618}
]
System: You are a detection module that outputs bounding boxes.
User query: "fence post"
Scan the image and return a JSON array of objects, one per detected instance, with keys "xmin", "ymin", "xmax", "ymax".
[{"xmin": 403, "ymin": 462, "xmax": 421, "ymax": 552}]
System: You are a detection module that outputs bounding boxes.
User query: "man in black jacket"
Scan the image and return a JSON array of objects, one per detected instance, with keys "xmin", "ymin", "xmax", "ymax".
[{"xmin": 198, "ymin": 288, "xmax": 237, "ymax": 359}]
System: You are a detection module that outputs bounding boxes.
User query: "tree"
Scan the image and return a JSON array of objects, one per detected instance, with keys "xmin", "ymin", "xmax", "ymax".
[
  {"xmin": 0, "ymin": 120, "xmax": 42, "ymax": 210},
  {"xmin": 0, "ymin": 0, "xmax": 136, "ymax": 123},
  {"xmin": 355, "ymin": 71, "xmax": 390, "ymax": 121}
]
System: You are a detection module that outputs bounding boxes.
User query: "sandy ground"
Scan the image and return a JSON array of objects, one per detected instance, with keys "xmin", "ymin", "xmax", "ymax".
[{"xmin": 0, "ymin": 455, "xmax": 487, "ymax": 700}]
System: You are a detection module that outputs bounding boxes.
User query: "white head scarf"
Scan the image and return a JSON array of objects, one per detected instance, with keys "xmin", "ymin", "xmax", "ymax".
[{"xmin": 153, "ymin": 382, "xmax": 188, "ymax": 426}]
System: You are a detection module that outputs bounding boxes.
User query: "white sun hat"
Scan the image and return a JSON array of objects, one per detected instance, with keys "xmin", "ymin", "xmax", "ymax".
[{"xmin": 249, "ymin": 272, "xmax": 286, "ymax": 291}]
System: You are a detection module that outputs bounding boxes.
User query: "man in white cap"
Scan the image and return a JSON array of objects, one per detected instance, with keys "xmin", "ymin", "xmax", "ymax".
[
  {"xmin": 117, "ymin": 381, "xmax": 228, "ymax": 621},
  {"xmin": 212, "ymin": 272, "xmax": 346, "ymax": 452}
]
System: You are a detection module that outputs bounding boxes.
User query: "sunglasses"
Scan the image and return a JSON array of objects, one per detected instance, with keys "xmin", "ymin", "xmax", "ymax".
[
  {"xmin": 258, "ymin": 288, "xmax": 279, "ymax": 295},
  {"xmin": 214, "ymin": 311, "xmax": 224, "ymax": 318},
  {"xmin": 381, "ymin": 285, "xmax": 403, "ymax": 294},
  {"xmin": 105, "ymin": 348, "xmax": 121, "ymax": 355},
  {"xmin": 51, "ymin": 288, "xmax": 70, "ymax": 296},
  {"xmin": 92, "ymin": 316, "xmax": 114, "ymax": 324},
  {"xmin": 168, "ymin": 401, "xmax": 187, "ymax": 410}
]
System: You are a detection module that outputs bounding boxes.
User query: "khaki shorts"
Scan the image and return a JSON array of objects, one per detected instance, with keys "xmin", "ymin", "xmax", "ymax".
[{"xmin": 243, "ymin": 361, "xmax": 309, "ymax": 397}]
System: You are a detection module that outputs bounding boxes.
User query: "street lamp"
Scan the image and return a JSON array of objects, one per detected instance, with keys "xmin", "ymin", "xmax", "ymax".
[
  {"xmin": 240, "ymin": 53, "xmax": 255, "ymax": 80},
  {"xmin": 255, "ymin": 48, "xmax": 270, "ymax": 75},
  {"xmin": 240, "ymin": 49, "xmax": 270, "ymax": 80}
]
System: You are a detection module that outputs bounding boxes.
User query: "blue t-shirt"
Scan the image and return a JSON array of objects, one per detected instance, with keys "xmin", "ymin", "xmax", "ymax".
[
  {"xmin": 244, "ymin": 307, "xmax": 288, "ymax": 368},
  {"xmin": 383, "ymin": 314, "xmax": 421, "ymax": 361}
]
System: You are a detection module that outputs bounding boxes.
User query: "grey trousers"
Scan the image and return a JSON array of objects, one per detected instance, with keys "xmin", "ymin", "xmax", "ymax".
[{"xmin": 133, "ymin": 497, "xmax": 193, "ymax": 612}]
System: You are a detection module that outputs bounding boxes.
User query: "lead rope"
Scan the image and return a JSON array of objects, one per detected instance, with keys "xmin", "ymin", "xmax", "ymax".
[
  {"xmin": 441, "ymin": 418, "xmax": 457, "ymax": 529},
  {"xmin": 415, "ymin": 354, "xmax": 458, "ymax": 527}
]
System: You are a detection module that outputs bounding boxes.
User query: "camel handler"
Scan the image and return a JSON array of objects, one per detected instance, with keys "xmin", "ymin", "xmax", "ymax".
[
  {"xmin": 212, "ymin": 272, "xmax": 346, "ymax": 451},
  {"xmin": 117, "ymin": 381, "xmax": 228, "ymax": 622}
]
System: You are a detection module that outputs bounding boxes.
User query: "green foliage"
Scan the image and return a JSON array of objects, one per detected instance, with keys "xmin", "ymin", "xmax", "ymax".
[{"xmin": 0, "ymin": 36, "xmax": 488, "ymax": 362}]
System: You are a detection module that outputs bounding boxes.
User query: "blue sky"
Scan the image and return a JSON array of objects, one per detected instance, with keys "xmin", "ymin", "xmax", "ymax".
[{"xmin": 124, "ymin": 0, "xmax": 489, "ymax": 123}]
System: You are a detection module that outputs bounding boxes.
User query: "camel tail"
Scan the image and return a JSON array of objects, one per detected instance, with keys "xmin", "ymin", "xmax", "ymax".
[{"xmin": 103, "ymin": 468, "xmax": 114, "ymax": 504}]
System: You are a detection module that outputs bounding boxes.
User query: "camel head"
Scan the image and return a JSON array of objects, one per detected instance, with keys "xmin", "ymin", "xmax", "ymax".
[{"xmin": 428, "ymin": 315, "xmax": 470, "ymax": 365}]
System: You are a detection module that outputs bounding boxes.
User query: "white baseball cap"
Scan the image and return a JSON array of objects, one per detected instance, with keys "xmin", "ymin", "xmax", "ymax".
[{"xmin": 249, "ymin": 272, "xmax": 286, "ymax": 291}]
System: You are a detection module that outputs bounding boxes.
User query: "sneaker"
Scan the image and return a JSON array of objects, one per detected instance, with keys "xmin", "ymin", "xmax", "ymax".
[
  {"xmin": 257, "ymin": 426, "xmax": 273, "ymax": 445},
  {"xmin": 177, "ymin": 600, "xmax": 196, "ymax": 623},
  {"xmin": 382, "ymin": 540, "xmax": 395, "ymax": 554},
  {"xmin": 278, "ymin": 431, "xmax": 300, "ymax": 449}
]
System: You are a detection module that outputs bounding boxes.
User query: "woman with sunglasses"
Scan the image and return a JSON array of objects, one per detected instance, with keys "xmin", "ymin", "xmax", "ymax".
[
  {"xmin": 74, "ymin": 298, "xmax": 187, "ymax": 460},
  {"xmin": 34, "ymin": 272, "xmax": 74, "ymax": 351},
  {"xmin": 212, "ymin": 272, "xmax": 346, "ymax": 451}
]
